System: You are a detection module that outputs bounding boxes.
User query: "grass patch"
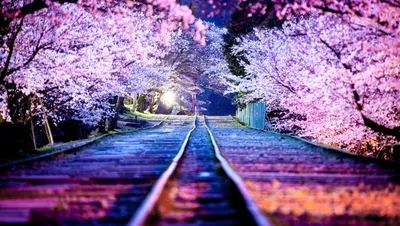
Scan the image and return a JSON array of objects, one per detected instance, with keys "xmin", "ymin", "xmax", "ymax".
[
  {"xmin": 123, "ymin": 105, "xmax": 168, "ymax": 120},
  {"xmin": 125, "ymin": 110, "xmax": 155, "ymax": 119}
]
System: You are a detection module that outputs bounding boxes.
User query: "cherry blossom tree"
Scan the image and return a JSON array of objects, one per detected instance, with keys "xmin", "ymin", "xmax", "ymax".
[
  {"xmin": 0, "ymin": 0, "xmax": 204, "ymax": 149},
  {"xmin": 269, "ymin": 0, "xmax": 400, "ymax": 33},
  {"xmin": 201, "ymin": 23, "xmax": 235, "ymax": 91},
  {"xmin": 1, "ymin": 0, "xmax": 202, "ymax": 38},
  {"xmin": 1, "ymin": 0, "xmax": 398, "ymax": 154},
  {"xmin": 0, "ymin": 2, "xmax": 178, "ymax": 147},
  {"xmin": 149, "ymin": 22, "xmax": 234, "ymax": 113},
  {"xmin": 0, "ymin": 0, "xmax": 208, "ymax": 123},
  {"xmin": 193, "ymin": 0, "xmax": 400, "ymax": 33},
  {"xmin": 227, "ymin": 15, "xmax": 399, "ymax": 156}
]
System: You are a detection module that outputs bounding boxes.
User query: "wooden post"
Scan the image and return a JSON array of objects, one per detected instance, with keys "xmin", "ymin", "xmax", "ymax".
[
  {"xmin": 37, "ymin": 96, "xmax": 54, "ymax": 145},
  {"xmin": 131, "ymin": 93, "xmax": 137, "ymax": 112},
  {"xmin": 29, "ymin": 105, "xmax": 37, "ymax": 150},
  {"xmin": 111, "ymin": 96, "xmax": 124, "ymax": 129}
]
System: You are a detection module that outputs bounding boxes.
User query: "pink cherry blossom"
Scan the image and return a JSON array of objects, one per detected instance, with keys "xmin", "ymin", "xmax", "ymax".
[{"xmin": 222, "ymin": 15, "xmax": 399, "ymax": 151}]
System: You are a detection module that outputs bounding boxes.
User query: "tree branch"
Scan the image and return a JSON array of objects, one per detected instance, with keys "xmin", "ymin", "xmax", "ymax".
[
  {"xmin": 0, "ymin": 17, "xmax": 24, "ymax": 83},
  {"xmin": 361, "ymin": 114, "xmax": 400, "ymax": 140},
  {"xmin": 319, "ymin": 36, "xmax": 400, "ymax": 140},
  {"xmin": 6, "ymin": 33, "xmax": 53, "ymax": 76}
]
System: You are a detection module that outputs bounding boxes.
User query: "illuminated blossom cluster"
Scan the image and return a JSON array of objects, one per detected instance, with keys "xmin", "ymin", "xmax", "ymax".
[
  {"xmin": 1, "ymin": 0, "xmax": 207, "ymax": 48},
  {"xmin": 267, "ymin": 0, "xmax": 400, "ymax": 33},
  {"xmin": 0, "ymin": 0, "xmax": 399, "ymax": 153},
  {"xmin": 156, "ymin": 22, "xmax": 234, "ymax": 112},
  {"xmin": 226, "ymin": 15, "xmax": 399, "ymax": 151},
  {"xmin": 0, "ymin": 3, "xmax": 174, "ymax": 124},
  {"xmin": 215, "ymin": 0, "xmax": 400, "ymax": 33},
  {"xmin": 201, "ymin": 23, "xmax": 235, "ymax": 90}
]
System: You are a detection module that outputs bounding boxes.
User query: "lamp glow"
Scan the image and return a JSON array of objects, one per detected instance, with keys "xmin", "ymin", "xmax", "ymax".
[{"xmin": 161, "ymin": 91, "xmax": 176, "ymax": 107}]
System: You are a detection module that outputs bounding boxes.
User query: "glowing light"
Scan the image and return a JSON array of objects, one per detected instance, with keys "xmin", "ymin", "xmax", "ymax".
[{"xmin": 161, "ymin": 91, "xmax": 176, "ymax": 107}]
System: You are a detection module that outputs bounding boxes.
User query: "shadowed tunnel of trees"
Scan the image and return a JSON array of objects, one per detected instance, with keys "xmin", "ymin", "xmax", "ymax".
[{"xmin": 0, "ymin": 0, "xmax": 399, "ymax": 161}]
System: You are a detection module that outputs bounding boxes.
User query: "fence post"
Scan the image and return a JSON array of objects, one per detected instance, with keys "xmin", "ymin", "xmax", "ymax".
[
  {"xmin": 236, "ymin": 102, "xmax": 266, "ymax": 130},
  {"xmin": 246, "ymin": 105, "xmax": 250, "ymax": 126},
  {"xmin": 250, "ymin": 103, "xmax": 255, "ymax": 128}
]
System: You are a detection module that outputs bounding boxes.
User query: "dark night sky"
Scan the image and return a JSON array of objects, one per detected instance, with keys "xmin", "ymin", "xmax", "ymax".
[{"xmin": 181, "ymin": 0, "xmax": 236, "ymax": 27}]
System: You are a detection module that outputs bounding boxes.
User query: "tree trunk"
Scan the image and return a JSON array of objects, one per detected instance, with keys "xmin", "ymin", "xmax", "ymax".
[
  {"xmin": 111, "ymin": 96, "xmax": 124, "ymax": 130},
  {"xmin": 38, "ymin": 96, "xmax": 54, "ymax": 145},
  {"xmin": 104, "ymin": 97, "xmax": 115, "ymax": 131},
  {"xmin": 130, "ymin": 93, "xmax": 137, "ymax": 111},
  {"xmin": 136, "ymin": 95, "xmax": 147, "ymax": 112},
  {"xmin": 104, "ymin": 117, "xmax": 112, "ymax": 131},
  {"xmin": 146, "ymin": 93, "xmax": 161, "ymax": 113},
  {"xmin": 105, "ymin": 96, "xmax": 124, "ymax": 131},
  {"xmin": 29, "ymin": 106, "xmax": 37, "ymax": 150}
]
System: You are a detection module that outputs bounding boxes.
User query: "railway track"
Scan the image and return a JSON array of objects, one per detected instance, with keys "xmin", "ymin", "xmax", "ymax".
[
  {"xmin": 0, "ymin": 116, "xmax": 193, "ymax": 225},
  {"xmin": 130, "ymin": 116, "xmax": 269, "ymax": 226},
  {"xmin": 2, "ymin": 115, "xmax": 398, "ymax": 226},
  {"xmin": 0, "ymin": 115, "xmax": 270, "ymax": 226},
  {"xmin": 205, "ymin": 116, "xmax": 400, "ymax": 226}
]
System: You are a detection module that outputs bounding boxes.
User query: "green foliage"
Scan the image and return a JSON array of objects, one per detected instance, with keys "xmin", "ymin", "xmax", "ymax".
[
  {"xmin": 123, "ymin": 106, "xmax": 167, "ymax": 120},
  {"xmin": 223, "ymin": 33, "xmax": 248, "ymax": 79},
  {"xmin": 124, "ymin": 110, "xmax": 153, "ymax": 119},
  {"xmin": 233, "ymin": 92, "xmax": 248, "ymax": 109}
]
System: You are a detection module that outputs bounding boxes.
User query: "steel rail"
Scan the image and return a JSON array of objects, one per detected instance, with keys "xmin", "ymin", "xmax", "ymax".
[
  {"xmin": 203, "ymin": 115, "xmax": 274, "ymax": 226},
  {"xmin": 126, "ymin": 116, "xmax": 197, "ymax": 226}
]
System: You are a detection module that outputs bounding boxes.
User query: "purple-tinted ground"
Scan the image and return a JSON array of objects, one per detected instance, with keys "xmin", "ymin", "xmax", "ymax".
[{"xmin": 206, "ymin": 116, "xmax": 400, "ymax": 226}]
